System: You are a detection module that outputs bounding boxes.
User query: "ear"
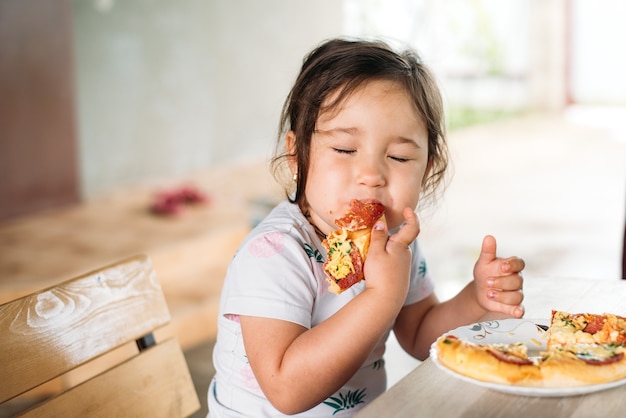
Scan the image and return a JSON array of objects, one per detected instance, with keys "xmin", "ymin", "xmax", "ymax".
[{"xmin": 286, "ymin": 130, "xmax": 298, "ymax": 176}]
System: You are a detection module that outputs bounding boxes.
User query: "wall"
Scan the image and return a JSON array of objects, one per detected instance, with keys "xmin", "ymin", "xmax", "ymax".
[
  {"xmin": 0, "ymin": 0, "xmax": 79, "ymax": 220},
  {"xmin": 5, "ymin": 0, "xmax": 615, "ymax": 213},
  {"xmin": 73, "ymin": 0, "xmax": 343, "ymax": 199},
  {"xmin": 570, "ymin": 0, "xmax": 626, "ymax": 104}
]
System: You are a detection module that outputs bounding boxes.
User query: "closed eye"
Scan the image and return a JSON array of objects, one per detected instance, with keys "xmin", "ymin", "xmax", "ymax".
[
  {"xmin": 333, "ymin": 148, "xmax": 355, "ymax": 155},
  {"xmin": 389, "ymin": 155, "xmax": 411, "ymax": 162}
]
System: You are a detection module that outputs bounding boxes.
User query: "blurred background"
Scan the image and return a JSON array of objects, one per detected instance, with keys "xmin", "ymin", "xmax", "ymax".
[
  {"xmin": 1, "ymin": 0, "xmax": 625, "ymax": 415},
  {"xmin": 1, "ymin": 0, "xmax": 624, "ymax": 209}
]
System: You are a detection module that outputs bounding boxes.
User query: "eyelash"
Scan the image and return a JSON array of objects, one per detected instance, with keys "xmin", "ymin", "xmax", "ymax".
[
  {"xmin": 333, "ymin": 148, "xmax": 410, "ymax": 163},
  {"xmin": 333, "ymin": 148, "xmax": 354, "ymax": 155}
]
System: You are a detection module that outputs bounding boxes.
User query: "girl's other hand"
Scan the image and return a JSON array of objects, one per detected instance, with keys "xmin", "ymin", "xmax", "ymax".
[{"xmin": 473, "ymin": 235, "xmax": 525, "ymax": 318}]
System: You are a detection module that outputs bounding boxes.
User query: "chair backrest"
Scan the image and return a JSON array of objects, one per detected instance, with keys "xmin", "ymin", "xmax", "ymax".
[{"xmin": 0, "ymin": 255, "xmax": 200, "ymax": 417}]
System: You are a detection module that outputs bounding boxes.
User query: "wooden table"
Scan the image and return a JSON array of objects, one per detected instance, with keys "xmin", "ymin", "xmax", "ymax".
[{"xmin": 356, "ymin": 277, "xmax": 626, "ymax": 418}]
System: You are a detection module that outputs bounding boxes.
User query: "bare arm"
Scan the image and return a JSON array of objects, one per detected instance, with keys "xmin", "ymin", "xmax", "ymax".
[
  {"xmin": 393, "ymin": 284, "xmax": 488, "ymax": 360},
  {"xmin": 241, "ymin": 290, "xmax": 399, "ymax": 414},
  {"xmin": 240, "ymin": 209, "xmax": 419, "ymax": 414},
  {"xmin": 394, "ymin": 235, "xmax": 525, "ymax": 360}
]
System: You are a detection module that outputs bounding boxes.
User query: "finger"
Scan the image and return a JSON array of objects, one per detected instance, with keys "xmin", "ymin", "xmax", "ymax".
[
  {"xmin": 501, "ymin": 304, "xmax": 525, "ymax": 318},
  {"xmin": 388, "ymin": 208, "xmax": 420, "ymax": 248},
  {"xmin": 477, "ymin": 235, "xmax": 497, "ymax": 263},
  {"xmin": 487, "ymin": 302, "xmax": 524, "ymax": 319},
  {"xmin": 487, "ymin": 294, "xmax": 525, "ymax": 319},
  {"xmin": 487, "ymin": 274, "xmax": 524, "ymax": 291},
  {"xmin": 500, "ymin": 257, "xmax": 526, "ymax": 274},
  {"xmin": 369, "ymin": 216, "xmax": 389, "ymax": 251},
  {"xmin": 508, "ymin": 304, "xmax": 525, "ymax": 318},
  {"xmin": 487, "ymin": 287, "xmax": 524, "ymax": 307}
]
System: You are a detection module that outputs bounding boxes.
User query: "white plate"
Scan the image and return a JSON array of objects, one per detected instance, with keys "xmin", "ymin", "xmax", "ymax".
[{"xmin": 429, "ymin": 318, "xmax": 626, "ymax": 397}]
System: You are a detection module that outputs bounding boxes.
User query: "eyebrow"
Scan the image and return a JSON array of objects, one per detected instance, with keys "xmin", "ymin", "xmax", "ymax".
[
  {"xmin": 390, "ymin": 136, "xmax": 422, "ymax": 148},
  {"xmin": 314, "ymin": 127, "xmax": 359, "ymax": 136}
]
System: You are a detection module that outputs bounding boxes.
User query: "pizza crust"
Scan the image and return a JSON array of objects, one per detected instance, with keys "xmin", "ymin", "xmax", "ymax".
[
  {"xmin": 436, "ymin": 336, "xmax": 542, "ymax": 386},
  {"xmin": 435, "ymin": 311, "xmax": 626, "ymax": 388},
  {"xmin": 540, "ymin": 349, "xmax": 626, "ymax": 387}
]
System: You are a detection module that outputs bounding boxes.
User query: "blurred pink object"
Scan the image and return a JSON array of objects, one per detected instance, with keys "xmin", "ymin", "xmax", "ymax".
[{"xmin": 150, "ymin": 185, "xmax": 210, "ymax": 215}]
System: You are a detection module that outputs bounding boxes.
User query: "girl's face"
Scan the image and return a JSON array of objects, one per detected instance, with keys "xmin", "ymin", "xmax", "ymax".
[{"xmin": 290, "ymin": 79, "xmax": 430, "ymax": 235}]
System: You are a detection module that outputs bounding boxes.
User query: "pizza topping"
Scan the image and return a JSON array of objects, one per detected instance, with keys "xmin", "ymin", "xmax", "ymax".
[
  {"xmin": 325, "ymin": 229, "xmax": 354, "ymax": 280},
  {"xmin": 549, "ymin": 311, "xmax": 626, "ymax": 347},
  {"xmin": 583, "ymin": 316, "xmax": 605, "ymax": 334},
  {"xmin": 576, "ymin": 351, "xmax": 624, "ymax": 366},
  {"xmin": 552, "ymin": 311, "xmax": 586, "ymax": 331},
  {"xmin": 543, "ymin": 344, "xmax": 626, "ymax": 366},
  {"xmin": 335, "ymin": 200, "xmax": 385, "ymax": 231},
  {"xmin": 334, "ymin": 250, "xmax": 364, "ymax": 290},
  {"xmin": 322, "ymin": 200, "xmax": 385, "ymax": 294},
  {"xmin": 486, "ymin": 344, "xmax": 535, "ymax": 366}
]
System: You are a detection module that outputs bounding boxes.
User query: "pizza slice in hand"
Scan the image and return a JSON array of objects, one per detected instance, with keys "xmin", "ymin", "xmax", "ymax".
[{"xmin": 322, "ymin": 200, "xmax": 385, "ymax": 294}]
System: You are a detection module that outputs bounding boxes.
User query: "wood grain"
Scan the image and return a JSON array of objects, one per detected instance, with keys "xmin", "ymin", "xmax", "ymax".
[
  {"xmin": 19, "ymin": 338, "xmax": 200, "ymax": 418},
  {"xmin": 0, "ymin": 255, "xmax": 170, "ymax": 402}
]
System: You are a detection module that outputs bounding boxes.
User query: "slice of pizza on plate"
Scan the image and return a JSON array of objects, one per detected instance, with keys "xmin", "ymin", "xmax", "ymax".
[
  {"xmin": 539, "ymin": 310, "xmax": 626, "ymax": 387},
  {"xmin": 432, "ymin": 310, "xmax": 626, "ymax": 393},
  {"xmin": 547, "ymin": 310, "xmax": 626, "ymax": 347},
  {"xmin": 435, "ymin": 335, "xmax": 542, "ymax": 386}
]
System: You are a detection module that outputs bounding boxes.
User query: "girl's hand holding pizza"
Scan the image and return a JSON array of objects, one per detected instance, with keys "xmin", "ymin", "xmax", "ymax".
[
  {"xmin": 364, "ymin": 208, "xmax": 421, "ymax": 307},
  {"xmin": 472, "ymin": 235, "xmax": 525, "ymax": 318}
]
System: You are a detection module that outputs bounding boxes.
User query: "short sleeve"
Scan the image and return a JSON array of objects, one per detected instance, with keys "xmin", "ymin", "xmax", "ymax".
[
  {"xmin": 220, "ymin": 229, "xmax": 318, "ymax": 329},
  {"xmin": 404, "ymin": 239, "xmax": 435, "ymax": 305}
]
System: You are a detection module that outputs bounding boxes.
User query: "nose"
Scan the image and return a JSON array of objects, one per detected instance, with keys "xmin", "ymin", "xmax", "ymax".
[{"xmin": 355, "ymin": 158, "xmax": 386, "ymax": 188}]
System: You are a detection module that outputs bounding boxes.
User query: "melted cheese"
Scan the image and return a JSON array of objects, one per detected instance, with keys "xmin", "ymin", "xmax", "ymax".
[
  {"xmin": 572, "ymin": 344, "xmax": 620, "ymax": 361},
  {"xmin": 550, "ymin": 312, "xmax": 593, "ymax": 346},
  {"xmin": 494, "ymin": 342, "xmax": 529, "ymax": 358},
  {"xmin": 545, "ymin": 343, "xmax": 623, "ymax": 362},
  {"xmin": 324, "ymin": 229, "xmax": 354, "ymax": 280},
  {"xmin": 550, "ymin": 312, "xmax": 626, "ymax": 346},
  {"xmin": 551, "ymin": 329, "xmax": 595, "ymax": 346}
]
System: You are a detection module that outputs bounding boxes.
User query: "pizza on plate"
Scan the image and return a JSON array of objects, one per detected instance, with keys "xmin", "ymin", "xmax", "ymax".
[
  {"xmin": 435, "ymin": 310, "xmax": 626, "ymax": 388},
  {"xmin": 435, "ymin": 335, "xmax": 542, "ymax": 386},
  {"xmin": 322, "ymin": 200, "xmax": 385, "ymax": 294}
]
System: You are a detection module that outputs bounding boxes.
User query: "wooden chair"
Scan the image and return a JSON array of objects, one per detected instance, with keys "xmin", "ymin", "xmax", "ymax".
[{"xmin": 0, "ymin": 255, "xmax": 200, "ymax": 417}]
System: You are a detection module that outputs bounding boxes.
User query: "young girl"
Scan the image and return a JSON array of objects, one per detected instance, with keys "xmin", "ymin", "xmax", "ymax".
[{"xmin": 208, "ymin": 38, "xmax": 525, "ymax": 417}]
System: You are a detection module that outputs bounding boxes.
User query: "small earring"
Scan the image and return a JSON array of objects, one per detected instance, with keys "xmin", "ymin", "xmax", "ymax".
[{"xmin": 292, "ymin": 173, "xmax": 298, "ymax": 182}]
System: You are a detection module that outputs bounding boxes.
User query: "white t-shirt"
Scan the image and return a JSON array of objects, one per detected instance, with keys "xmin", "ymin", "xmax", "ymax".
[{"xmin": 208, "ymin": 200, "xmax": 434, "ymax": 417}]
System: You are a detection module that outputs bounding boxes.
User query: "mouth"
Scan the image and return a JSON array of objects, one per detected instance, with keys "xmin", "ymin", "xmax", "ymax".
[
  {"xmin": 355, "ymin": 198, "xmax": 384, "ymax": 206},
  {"xmin": 329, "ymin": 199, "xmax": 386, "ymax": 220}
]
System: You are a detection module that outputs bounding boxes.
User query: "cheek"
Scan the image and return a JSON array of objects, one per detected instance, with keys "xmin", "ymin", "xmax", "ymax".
[
  {"xmin": 307, "ymin": 153, "xmax": 351, "ymax": 188},
  {"xmin": 303, "ymin": 163, "xmax": 335, "ymax": 205},
  {"xmin": 396, "ymin": 166, "xmax": 424, "ymax": 194},
  {"xmin": 388, "ymin": 170, "xmax": 424, "ymax": 223}
]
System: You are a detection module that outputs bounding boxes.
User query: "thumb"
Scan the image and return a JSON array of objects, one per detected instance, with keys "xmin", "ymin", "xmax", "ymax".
[
  {"xmin": 478, "ymin": 235, "xmax": 497, "ymax": 263},
  {"xmin": 369, "ymin": 215, "xmax": 388, "ymax": 248},
  {"xmin": 391, "ymin": 208, "xmax": 420, "ymax": 245}
]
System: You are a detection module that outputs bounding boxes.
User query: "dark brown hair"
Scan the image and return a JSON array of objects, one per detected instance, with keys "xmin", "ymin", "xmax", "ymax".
[{"xmin": 271, "ymin": 38, "xmax": 448, "ymax": 210}]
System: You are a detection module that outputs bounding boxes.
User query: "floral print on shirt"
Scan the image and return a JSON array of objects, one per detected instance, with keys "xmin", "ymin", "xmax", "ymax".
[
  {"xmin": 248, "ymin": 231, "xmax": 285, "ymax": 258},
  {"xmin": 323, "ymin": 388, "xmax": 367, "ymax": 415}
]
